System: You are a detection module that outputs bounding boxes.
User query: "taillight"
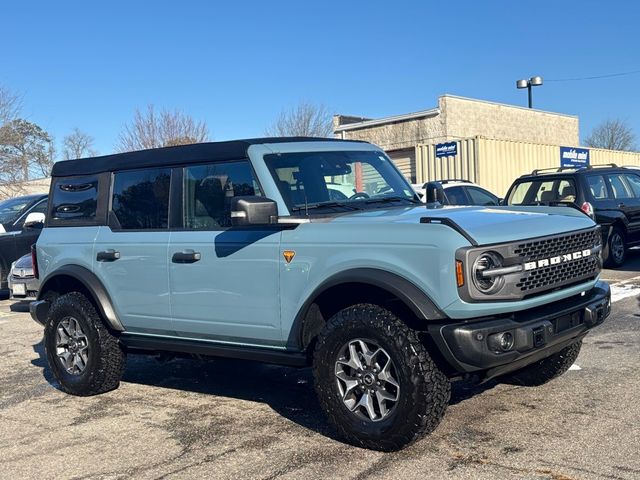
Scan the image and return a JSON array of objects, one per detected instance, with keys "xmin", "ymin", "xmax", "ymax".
[
  {"xmin": 31, "ymin": 244, "xmax": 39, "ymax": 279},
  {"xmin": 581, "ymin": 201, "xmax": 595, "ymax": 218}
]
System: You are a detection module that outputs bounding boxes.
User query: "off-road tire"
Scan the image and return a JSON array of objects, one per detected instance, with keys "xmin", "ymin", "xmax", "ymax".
[
  {"xmin": 604, "ymin": 226, "xmax": 626, "ymax": 268},
  {"xmin": 501, "ymin": 340, "xmax": 582, "ymax": 387},
  {"xmin": 44, "ymin": 292, "xmax": 125, "ymax": 396},
  {"xmin": 313, "ymin": 303, "xmax": 450, "ymax": 451}
]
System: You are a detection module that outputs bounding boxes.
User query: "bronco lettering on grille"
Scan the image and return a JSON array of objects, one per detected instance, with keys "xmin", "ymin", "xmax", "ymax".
[{"xmin": 523, "ymin": 249, "xmax": 592, "ymax": 271}]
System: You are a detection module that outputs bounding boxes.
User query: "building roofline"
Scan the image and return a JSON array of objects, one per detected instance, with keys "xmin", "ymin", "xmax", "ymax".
[
  {"xmin": 440, "ymin": 94, "xmax": 578, "ymax": 119},
  {"xmin": 334, "ymin": 108, "xmax": 440, "ymax": 133}
]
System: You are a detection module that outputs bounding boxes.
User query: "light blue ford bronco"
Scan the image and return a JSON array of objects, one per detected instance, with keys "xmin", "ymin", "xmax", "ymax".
[{"xmin": 31, "ymin": 138, "xmax": 611, "ymax": 451}]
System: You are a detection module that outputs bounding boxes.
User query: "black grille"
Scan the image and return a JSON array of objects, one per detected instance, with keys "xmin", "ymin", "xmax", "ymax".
[
  {"xmin": 514, "ymin": 228, "xmax": 600, "ymax": 261},
  {"xmin": 514, "ymin": 228, "xmax": 601, "ymax": 294},
  {"xmin": 516, "ymin": 255, "xmax": 599, "ymax": 292}
]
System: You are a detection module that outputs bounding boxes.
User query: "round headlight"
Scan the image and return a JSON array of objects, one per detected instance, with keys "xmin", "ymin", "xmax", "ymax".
[{"xmin": 472, "ymin": 252, "xmax": 504, "ymax": 294}]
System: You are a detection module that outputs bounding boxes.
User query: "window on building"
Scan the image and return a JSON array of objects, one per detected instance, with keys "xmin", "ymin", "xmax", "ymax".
[
  {"xmin": 51, "ymin": 176, "xmax": 100, "ymax": 222},
  {"xmin": 112, "ymin": 168, "xmax": 171, "ymax": 229},
  {"xmin": 183, "ymin": 161, "xmax": 261, "ymax": 229}
]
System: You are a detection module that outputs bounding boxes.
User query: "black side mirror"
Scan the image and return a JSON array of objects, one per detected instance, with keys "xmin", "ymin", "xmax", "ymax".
[
  {"xmin": 230, "ymin": 196, "xmax": 278, "ymax": 226},
  {"xmin": 424, "ymin": 181, "xmax": 446, "ymax": 207}
]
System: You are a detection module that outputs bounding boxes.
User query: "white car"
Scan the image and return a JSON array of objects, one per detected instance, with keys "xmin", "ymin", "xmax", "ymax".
[
  {"xmin": 412, "ymin": 179, "xmax": 500, "ymax": 206},
  {"xmin": 8, "ymin": 253, "xmax": 39, "ymax": 299}
]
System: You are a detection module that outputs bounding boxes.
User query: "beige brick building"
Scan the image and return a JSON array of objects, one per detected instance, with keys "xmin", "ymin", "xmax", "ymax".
[{"xmin": 333, "ymin": 95, "xmax": 580, "ymax": 183}]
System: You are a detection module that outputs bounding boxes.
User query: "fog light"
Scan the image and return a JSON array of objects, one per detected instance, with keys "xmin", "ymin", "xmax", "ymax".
[{"xmin": 488, "ymin": 331, "xmax": 515, "ymax": 352}]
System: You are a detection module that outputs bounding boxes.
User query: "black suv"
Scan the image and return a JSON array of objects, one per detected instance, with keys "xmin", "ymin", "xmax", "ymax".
[
  {"xmin": 0, "ymin": 194, "xmax": 48, "ymax": 288},
  {"xmin": 505, "ymin": 164, "xmax": 640, "ymax": 267}
]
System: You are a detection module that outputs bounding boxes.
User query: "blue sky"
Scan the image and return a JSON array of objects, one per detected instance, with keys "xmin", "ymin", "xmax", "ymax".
[{"xmin": 2, "ymin": 0, "xmax": 639, "ymax": 155}]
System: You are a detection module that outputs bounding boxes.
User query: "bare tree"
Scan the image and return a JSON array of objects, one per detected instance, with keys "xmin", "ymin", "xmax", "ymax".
[
  {"xmin": 63, "ymin": 128, "xmax": 97, "ymax": 160},
  {"xmin": 265, "ymin": 101, "xmax": 333, "ymax": 138},
  {"xmin": 0, "ymin": 119, "xmax": 55, "ymax": 197},
  {"xmin": 117, "ymin": 105, "xmax": 209, "ymax": 152},
  {"xmin": 584, "ymin": 118, "xmax": 636, "ymax": 151},
  {"xmin": 0, "ymin": 85, "xmax": 21, "ymax": 125}
]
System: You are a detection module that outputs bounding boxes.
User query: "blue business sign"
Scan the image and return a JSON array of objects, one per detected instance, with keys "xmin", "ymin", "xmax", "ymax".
[
  {"xmin": 560, "ymin": 146, "xmax": 590, "ymax": 168},
  {"xmin": 435, "ymin": 141, "xmax": 457, "ymax": 157}
]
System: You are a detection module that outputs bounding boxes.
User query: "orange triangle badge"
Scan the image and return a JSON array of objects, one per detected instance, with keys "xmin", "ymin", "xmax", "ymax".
[{"xmin": 283, "ymin": 250, "xmax": 296, "ymax": 263}]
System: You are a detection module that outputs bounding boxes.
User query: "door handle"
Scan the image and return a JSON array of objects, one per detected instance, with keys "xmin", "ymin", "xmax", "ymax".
[
  {"xmin": 97, "ymin": 249, "xmax": 120, "ymax": 262},
  {"xmin": 172, "ymin": 250, "xmax": 201, "ymax": 264},
  {"xmin": 618, "ymin": 203, "xmax": 626, "ymax": 208}
]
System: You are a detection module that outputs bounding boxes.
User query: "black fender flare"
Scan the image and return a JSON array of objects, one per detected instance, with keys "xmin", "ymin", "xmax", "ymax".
[
  {"xmin": 286, "ymin": 268, "xmax": 446, "ymax": 350},
  {"xmin": 38, "ymin": 264, "xmax": 124, "ymax": 331}
]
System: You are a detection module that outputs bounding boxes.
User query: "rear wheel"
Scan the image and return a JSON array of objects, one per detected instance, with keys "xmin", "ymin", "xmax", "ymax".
[
  {"xmin": 501, "ymin": 340, "xmax": 582, "ymax": 387},
  {"xmin": 604, "ymin": 226, "xmax": 626, "ymax": 268},
  {"xmin": 313, "ymin": 304, "xmax": 450, "ymax": 451},
  {"xmin": 44, "ymin": 292, "xmax": 125, "ymax": 396}
]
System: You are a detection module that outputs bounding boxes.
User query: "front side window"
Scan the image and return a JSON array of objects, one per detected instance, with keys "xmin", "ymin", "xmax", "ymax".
[
  {"xmin": 607, "ymin": 174, "xmax": 633, "ymax": 199},
  {"xmin": 624, "ymin": 174, "xmax": 640, "ymax": 198},
  {"xmin": 51, "ymin": 176, "xmax": 99, "ymax": 221},
  {"xmin": 265, "ymin": 150, "xmax": 418, "ymax": 213},
  {"xmin": 444, "ymin": 186, "xmax": 468, "ymax": 205},
  {"xmin": 466, "ymin": 187, "xmax": 498, "ymax": 206},
  {"xmin": 0, "ymin": 197, "xmax": 32, "ymax": 224},
  {"xmin": 112, "ymin": 168, "xmax": 171, "ymax": 229},
  {"xmin": 183, "ymin": 161, "xmax": 261, "ymax": 229}
]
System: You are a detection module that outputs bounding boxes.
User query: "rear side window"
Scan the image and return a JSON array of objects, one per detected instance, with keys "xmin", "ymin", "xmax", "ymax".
[
  {"xmin": 182, "ymin": 160, "xmax": 261, "ymax": 229},
  {"xmin": 112, "ymin": 168, "xmax": 171, "ymax": 229},
  {"xmin": 51, "ymin": 176, "xmax": 100, "ymax": 221},
  {"xmin": 587, "ymin": 175, "xmax": 608, "ymax": 200}
]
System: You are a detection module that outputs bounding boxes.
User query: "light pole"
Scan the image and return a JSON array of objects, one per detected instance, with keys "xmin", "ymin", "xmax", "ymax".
[{"xmin": 516, "ymin": 76, "xmax": 543, "ymax": 108}]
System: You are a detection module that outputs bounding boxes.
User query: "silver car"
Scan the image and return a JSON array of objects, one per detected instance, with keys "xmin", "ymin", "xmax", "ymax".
[{"xmin": 8, "ymin": 253, "xmax": 39, "ymax": 299}]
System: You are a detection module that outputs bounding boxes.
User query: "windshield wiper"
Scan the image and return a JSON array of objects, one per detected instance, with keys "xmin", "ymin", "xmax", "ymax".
[
  {"xmin": 364, "ymin": 196, "xmax": 421, "ymax": 205},
  {"xmin": 291, "ymin": 201, "xmax": 362, "ymax": 213}
]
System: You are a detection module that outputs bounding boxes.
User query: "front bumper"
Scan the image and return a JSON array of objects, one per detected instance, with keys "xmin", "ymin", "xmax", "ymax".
[{"xmin": 429, "ymin": 280, "xmax": 611, "ymax": 380}]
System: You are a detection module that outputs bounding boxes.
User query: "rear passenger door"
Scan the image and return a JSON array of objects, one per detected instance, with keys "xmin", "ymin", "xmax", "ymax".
[
  {"xmin": 168, "ymin": 160, "xmax": 282, "ymax": 346},
  {"xmin": 610, "ymin": 173, "xmax": 640, "ymax": 243},
  {"xmin": 93, "ymin": 167, "xmax": 173, "ymax": 336}
]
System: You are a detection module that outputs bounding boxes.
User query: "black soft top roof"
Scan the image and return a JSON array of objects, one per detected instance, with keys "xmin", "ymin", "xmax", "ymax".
[{"xmin": 51, "ymin": 137, "xmax": 365, "ymax": 177}]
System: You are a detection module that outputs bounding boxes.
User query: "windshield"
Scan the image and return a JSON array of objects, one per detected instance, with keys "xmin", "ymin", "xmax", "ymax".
[
  {"xmin": 0, "ymin": 197, "xmax": 32, "ymax": 224},
  {"xmin": 265, "ymin": 150, "xmax": 419, "ymax": 212},
  {"xmin": 507, "ymin": 178, "xmax": 577, "ymax": 205}
]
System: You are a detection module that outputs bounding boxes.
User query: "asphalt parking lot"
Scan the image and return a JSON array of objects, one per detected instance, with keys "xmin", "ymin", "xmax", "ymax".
[{"xmin": 1, "ymin": 259, "xmax": 639, "ymax": 480}]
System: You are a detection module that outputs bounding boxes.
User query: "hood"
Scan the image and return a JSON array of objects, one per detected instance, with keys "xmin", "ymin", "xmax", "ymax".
[
  {"xmin": 14, "ymin": 254, "xmax": 33, "ymax": 269},
  {"xmin": 324, "ymin": 205, "xmax": 596, "ymax": 245}
]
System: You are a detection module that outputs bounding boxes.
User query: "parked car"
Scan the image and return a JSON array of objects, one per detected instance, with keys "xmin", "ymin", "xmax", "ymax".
[
  {"xmin": 504, "ymin": 164, "xmax": 640, "ymax": 267},
  {"xmin": 0, "ymin": 194, "xmax": 48, "ymax": 288},
  {"xmin": 412, "ymin": 179, "xmax": 500, "ymax": 206},
  {"xmin": 31, "ymin": 138, "xmax": 609, "ymax": 451},
  {"xmin": 8, "ymin": 253, "xmax": 39, "ymax": 299}
]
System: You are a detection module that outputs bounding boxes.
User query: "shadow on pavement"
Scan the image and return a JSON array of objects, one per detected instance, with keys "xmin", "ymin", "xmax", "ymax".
[{"xmin": 30, "ymin": 340, "xmax": 501, "ymax": 440}]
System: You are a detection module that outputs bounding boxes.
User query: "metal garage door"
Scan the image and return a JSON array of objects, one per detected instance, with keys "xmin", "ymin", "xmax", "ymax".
[{"xmin": 387, "ymin": 148, "xmax": 417, "ymax": 183}]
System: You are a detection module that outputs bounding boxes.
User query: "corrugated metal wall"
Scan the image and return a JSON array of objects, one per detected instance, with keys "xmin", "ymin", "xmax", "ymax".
[
  {"xmin": 415, "ymin": 138, "xmax": 478, "ymax": 185},
  {"xmin": 414, "ymin": 138, "xmax": 640, "ymax": 197}
]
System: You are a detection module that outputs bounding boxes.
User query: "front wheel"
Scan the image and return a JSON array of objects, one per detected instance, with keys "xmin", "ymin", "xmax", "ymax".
[
  {"xmin": 313, "ymin": 304, "xmax": 450, "ymax": 451},
  {"xmin": 44, "ymin": 292, "xmax": 126, "ymax": 396}
]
